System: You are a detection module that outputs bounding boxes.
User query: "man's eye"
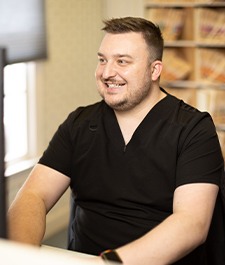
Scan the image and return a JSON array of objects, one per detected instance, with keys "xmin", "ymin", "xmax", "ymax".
[
  {"xmin": 98, "ymin": 58, "xmax": 106, "ymax": 63},
  {"xmin": 118, "ymin": 59, "xmax": 127, "ymax": 65}
]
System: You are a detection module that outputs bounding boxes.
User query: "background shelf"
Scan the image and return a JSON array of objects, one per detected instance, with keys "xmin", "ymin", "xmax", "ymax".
[{"xmin": 145, "ymin": 0, "xmax": 225, "ymax": 157}]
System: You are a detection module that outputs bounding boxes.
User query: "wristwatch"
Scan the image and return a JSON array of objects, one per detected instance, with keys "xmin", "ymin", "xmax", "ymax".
[{"xmin": 100, "ymin": 249, "xmax": 123, "ymax": 264}]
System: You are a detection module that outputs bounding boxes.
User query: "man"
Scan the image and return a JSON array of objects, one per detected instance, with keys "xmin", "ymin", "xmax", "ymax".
[{"xmin": 8, "ymin": 17, "xmax": 225, "ymax": 265}]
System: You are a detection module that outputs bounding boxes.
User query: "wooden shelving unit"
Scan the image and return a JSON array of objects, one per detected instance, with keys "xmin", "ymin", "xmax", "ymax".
[{"xmin": 145, "ymin": 0, "xmax": 225, "ymax": 158}]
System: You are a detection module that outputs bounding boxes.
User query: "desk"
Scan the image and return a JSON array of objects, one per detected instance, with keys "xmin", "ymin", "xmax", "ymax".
[{"xmin": 0, "ymin": 239, "xmax": 106, "ymax": 265}]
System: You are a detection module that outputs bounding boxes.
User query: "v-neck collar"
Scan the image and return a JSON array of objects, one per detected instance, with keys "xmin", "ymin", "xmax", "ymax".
[{"xmin": 102, "ymin": 91, "xmax": 178, "ymax": 151}]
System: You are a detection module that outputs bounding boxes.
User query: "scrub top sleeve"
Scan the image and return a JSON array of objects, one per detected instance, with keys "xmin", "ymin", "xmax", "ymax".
[
  {"xmin": 38, "ymin": 108, "xmax": 83, "ymax": 177},
  {"xmin": 176, "ymin": 114, "xmax": 224, "ymax": 187}
]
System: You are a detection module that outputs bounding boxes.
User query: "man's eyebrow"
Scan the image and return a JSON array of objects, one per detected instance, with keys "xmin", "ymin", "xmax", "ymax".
[
  {"xmin": 97, "ymin": 52, "xmax": 133, "ymax": 59},
  {"xmin": 97, "ymin": 52, "xmax": 104, "ymax": 57}
]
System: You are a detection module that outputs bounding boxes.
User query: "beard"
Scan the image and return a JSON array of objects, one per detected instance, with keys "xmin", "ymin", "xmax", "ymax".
[{"xmin": 98, "ymin": 78, "xmax": 152, "ymax": 112}]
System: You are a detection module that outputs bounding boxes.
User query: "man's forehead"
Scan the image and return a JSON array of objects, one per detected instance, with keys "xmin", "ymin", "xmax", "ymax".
[{"xmin": 97, "ymin": 51, "xmax": 133, "ymax": 59}]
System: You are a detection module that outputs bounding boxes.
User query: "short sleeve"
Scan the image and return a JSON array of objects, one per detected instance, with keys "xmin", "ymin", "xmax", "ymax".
[
  {"xmin": 38, "ymin": 107, "xmax": 84, "ymax": 177},
  {"xmin": 176, "ymin": 113, "xmax": 224, "ymax": 187}
]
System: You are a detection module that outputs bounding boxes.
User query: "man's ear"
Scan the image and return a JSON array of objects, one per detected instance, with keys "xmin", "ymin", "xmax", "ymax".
[{"xmin": 151, "ymin": 60, "xmax": 163, "ymax": 81}]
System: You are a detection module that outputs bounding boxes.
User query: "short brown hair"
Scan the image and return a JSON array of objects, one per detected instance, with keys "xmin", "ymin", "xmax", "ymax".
[{"xmin": 102, "ymin": 17, "xmax": 164, "ymax": 62}]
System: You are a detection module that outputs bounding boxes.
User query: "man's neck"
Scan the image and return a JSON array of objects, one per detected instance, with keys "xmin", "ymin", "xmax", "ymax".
[{"xmin": 114, "ymin": 88, "xmax": 166, "ymax": 145}]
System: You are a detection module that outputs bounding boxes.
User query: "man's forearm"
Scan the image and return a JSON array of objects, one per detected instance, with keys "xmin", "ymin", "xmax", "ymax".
[
  {"xmin": 7, "ymin": 191, "xmax": 46, "ymax": 246},
  {"xmin": 116, "ymin": 183, "xmax": 218, "ymax": 265},
  {"xmin": 116, "ymin": 212, "xmax": 208, "ymax": 265}
]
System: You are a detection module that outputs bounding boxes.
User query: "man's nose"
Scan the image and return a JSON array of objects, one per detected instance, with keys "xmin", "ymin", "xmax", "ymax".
[{"xmin": 102, "ymin": 62, "xmax": 117, "ymax": 79}]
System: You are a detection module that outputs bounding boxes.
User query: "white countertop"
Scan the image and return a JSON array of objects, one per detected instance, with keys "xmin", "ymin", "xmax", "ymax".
[{"xmin": 0, "ymin": 239, "xmax": 101, "ymax": 265}]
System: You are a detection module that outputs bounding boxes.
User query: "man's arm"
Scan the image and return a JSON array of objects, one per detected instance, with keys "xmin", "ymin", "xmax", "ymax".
[
  {"xmin": 115, "ymin": 183, "xmax": 218, "ymax": 265},
  {"xmin": 7, "ymin": 164, "xmax": 71, "ymax": 245}
]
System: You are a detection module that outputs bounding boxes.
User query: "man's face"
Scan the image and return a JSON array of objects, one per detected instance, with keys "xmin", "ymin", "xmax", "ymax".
[{"xmin": 95, "ymin": 32, "xmax": 154, "ymax": 111}]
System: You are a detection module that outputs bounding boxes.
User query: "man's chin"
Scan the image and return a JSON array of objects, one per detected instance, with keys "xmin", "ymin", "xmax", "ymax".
[{"xmin": 104, "ymin": 99, "xmax": 131, "ymax": 111}]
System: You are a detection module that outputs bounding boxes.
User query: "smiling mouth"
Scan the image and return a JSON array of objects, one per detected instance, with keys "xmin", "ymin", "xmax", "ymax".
[{"xmin": 105, "ymin": 83, "xmax": 126, "ymax": 88}]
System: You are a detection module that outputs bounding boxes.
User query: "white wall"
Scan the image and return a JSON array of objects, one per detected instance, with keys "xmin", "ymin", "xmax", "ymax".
[{"xmin": 103, "ymin": 0, "xmax": 144, "ymax": 19}]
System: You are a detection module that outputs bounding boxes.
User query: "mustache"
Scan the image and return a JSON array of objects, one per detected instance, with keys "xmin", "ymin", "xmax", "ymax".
[{"xmin": 101, "ymin": 78, "xmax": 125, "ymax": 84}]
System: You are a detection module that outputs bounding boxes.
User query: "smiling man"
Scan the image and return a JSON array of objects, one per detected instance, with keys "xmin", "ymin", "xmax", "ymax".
[
  {"xmin": 8, "ymin": 17, "xmax": 225, "ymax": 265},
  {"xmin": 96, "ymin": 32, "xmax": 162, "ymax": 112}
]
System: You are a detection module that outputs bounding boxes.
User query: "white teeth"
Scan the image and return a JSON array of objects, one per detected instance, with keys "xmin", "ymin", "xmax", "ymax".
[{"xmin": 107, "ymin": 83, "xmax": 122, "ymax": 88}]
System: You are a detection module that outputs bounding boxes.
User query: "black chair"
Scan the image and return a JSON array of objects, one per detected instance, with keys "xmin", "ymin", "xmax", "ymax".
[{"xmin": 67, "ymin": 192, "xmax": 76, "ymax": 250}]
